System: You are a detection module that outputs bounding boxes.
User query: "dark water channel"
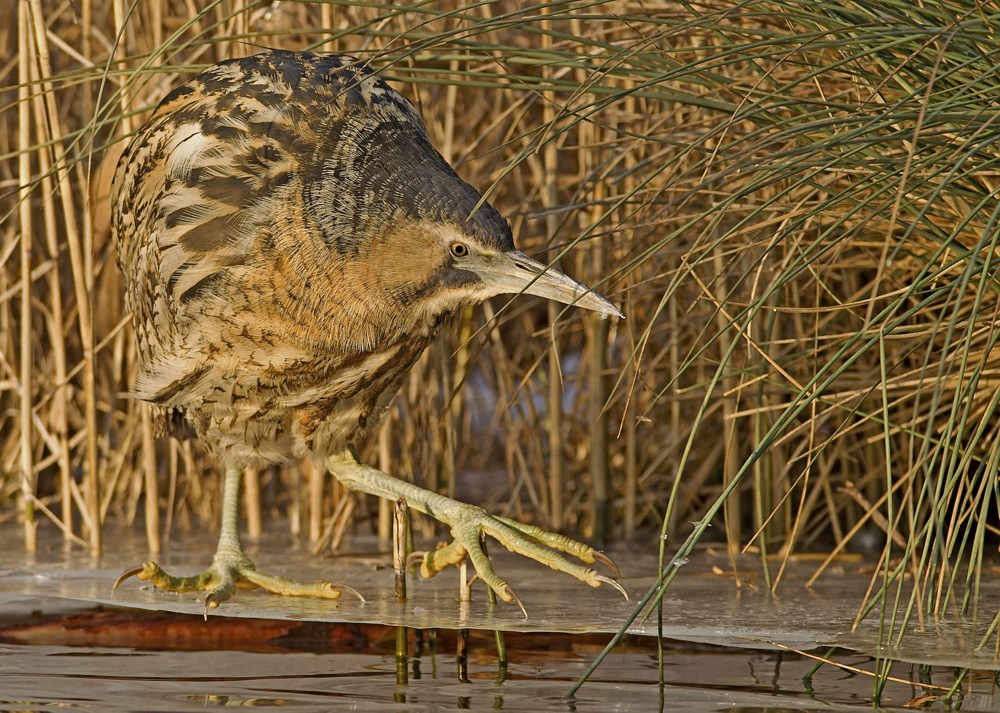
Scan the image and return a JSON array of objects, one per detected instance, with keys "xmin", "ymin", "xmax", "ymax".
[{"xmin": 0, "ymin": 608, "xmax": 994, "ymax": 712}]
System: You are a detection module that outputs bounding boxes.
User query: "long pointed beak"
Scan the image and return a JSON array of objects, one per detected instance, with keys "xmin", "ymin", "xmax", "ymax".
[{"xmin": 473, "ymin": 250, "xmax": 623, "ymax": 319}]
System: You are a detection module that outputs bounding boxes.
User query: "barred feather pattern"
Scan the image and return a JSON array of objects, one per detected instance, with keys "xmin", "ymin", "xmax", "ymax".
[{"xmin": 112, "ymin": 50, "xmax": 512, "ymax": 465}]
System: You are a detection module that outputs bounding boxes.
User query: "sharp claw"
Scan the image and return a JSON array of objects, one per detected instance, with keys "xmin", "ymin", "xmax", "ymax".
[
  {"xmin": 506, "ymin": 587, "xmax": 528, "ymax": 620},
  {"xmin": 592, "ymin": 550, "xmax": 621, "ymax": 579},
  {"xmin": 595, "ymin": 574, "xmax": 629, "ymax": 601},
  {"xmin": 112, "ymin": 564, "xmax": 144, "ymax": 593},
  {"xmin": 406, "ymin": 551, "xmax": 425, "ymax": 572},
  {"xmin": 204, "ymin": 592, "xmax": 222, "ymax": 619},
  {"xmin": 338, "ymin": 583, "xmax": 367, "ymax": 603}
]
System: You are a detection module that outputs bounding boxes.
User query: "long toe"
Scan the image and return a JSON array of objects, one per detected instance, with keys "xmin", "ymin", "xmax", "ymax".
[
  {"xmin": 113, "ymin": 556, "xmax": 360, "ymax": 610},
  {"xmin": 241, "ymin": 569, "xmax": 362, "ymax": 601},
  {"xmin": 204, "ymin": 572, "xmax": 240, "ymax": 612},
  {"xmin": 426, "ymin": 503, "xmax": 627, "ymax": 605},
  {"xmin": 114, "ymin": 561, "xmax": 221, "ymax": 594}
]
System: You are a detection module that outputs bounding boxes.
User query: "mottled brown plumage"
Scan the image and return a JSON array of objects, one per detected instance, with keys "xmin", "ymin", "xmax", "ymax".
[{"xmin": 112, "ymin": 50, "xmax": 623, "ymax": 611}]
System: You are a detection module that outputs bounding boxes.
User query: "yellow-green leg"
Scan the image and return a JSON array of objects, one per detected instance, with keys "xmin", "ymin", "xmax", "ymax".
[
  {"xmin": 114, "ymin": 463, "xmax": 350, "ymax": 613},
  {"xmin": 326, "ymin": 448, "xmax": 625, "ymax": 608}
]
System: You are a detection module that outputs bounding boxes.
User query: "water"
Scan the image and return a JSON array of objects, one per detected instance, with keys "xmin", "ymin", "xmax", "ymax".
[
  {"xmin": 2, "ymin": 527, "xmax": 999, "ymax": 710},
  {"xmin": 0, "ymin": 609, "xmax": 995, "ymax": 711}
]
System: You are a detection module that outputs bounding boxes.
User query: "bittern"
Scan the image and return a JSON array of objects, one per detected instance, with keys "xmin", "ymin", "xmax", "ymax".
[{"xmin": 112, "ymin": 50, "xmax": 623, "ymax": 612}]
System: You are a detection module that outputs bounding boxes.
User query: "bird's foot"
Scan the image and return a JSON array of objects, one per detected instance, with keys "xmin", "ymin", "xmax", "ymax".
[
  {"xmin": 329, "ymin": 451, "xmax": 626, "ymax": 610},
  {"xmin": 414, "ymin": 505, "xmax": 627, "ymax": 605},
  {"xmin": 113, "ymin": 552, "xmax": 359, "ymax": 614}
]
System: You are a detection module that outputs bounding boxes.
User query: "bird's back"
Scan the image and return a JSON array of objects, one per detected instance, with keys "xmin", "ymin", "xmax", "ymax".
[{"xmin": 112, "ymin": 50, "xmax": 505, "ymax": 465}]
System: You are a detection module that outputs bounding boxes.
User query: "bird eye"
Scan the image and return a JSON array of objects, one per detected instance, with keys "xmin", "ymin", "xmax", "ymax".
[{"xmin": 450, "ymin": 242, "xmax": 469, "ymax": 258}]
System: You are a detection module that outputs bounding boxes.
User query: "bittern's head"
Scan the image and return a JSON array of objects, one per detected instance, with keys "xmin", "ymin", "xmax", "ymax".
[
  {"xmin": 410, "ymin": 217, "xmax": 624, "ymax": 322},
  {"xmin": 292, "ymin": 53, "xmax": 622, "ymax": 326}
]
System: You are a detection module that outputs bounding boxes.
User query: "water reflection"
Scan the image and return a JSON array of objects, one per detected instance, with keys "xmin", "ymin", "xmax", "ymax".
[{"xmin": 1, "ymin": 608, "xmax": 992, "ymax": 711}]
